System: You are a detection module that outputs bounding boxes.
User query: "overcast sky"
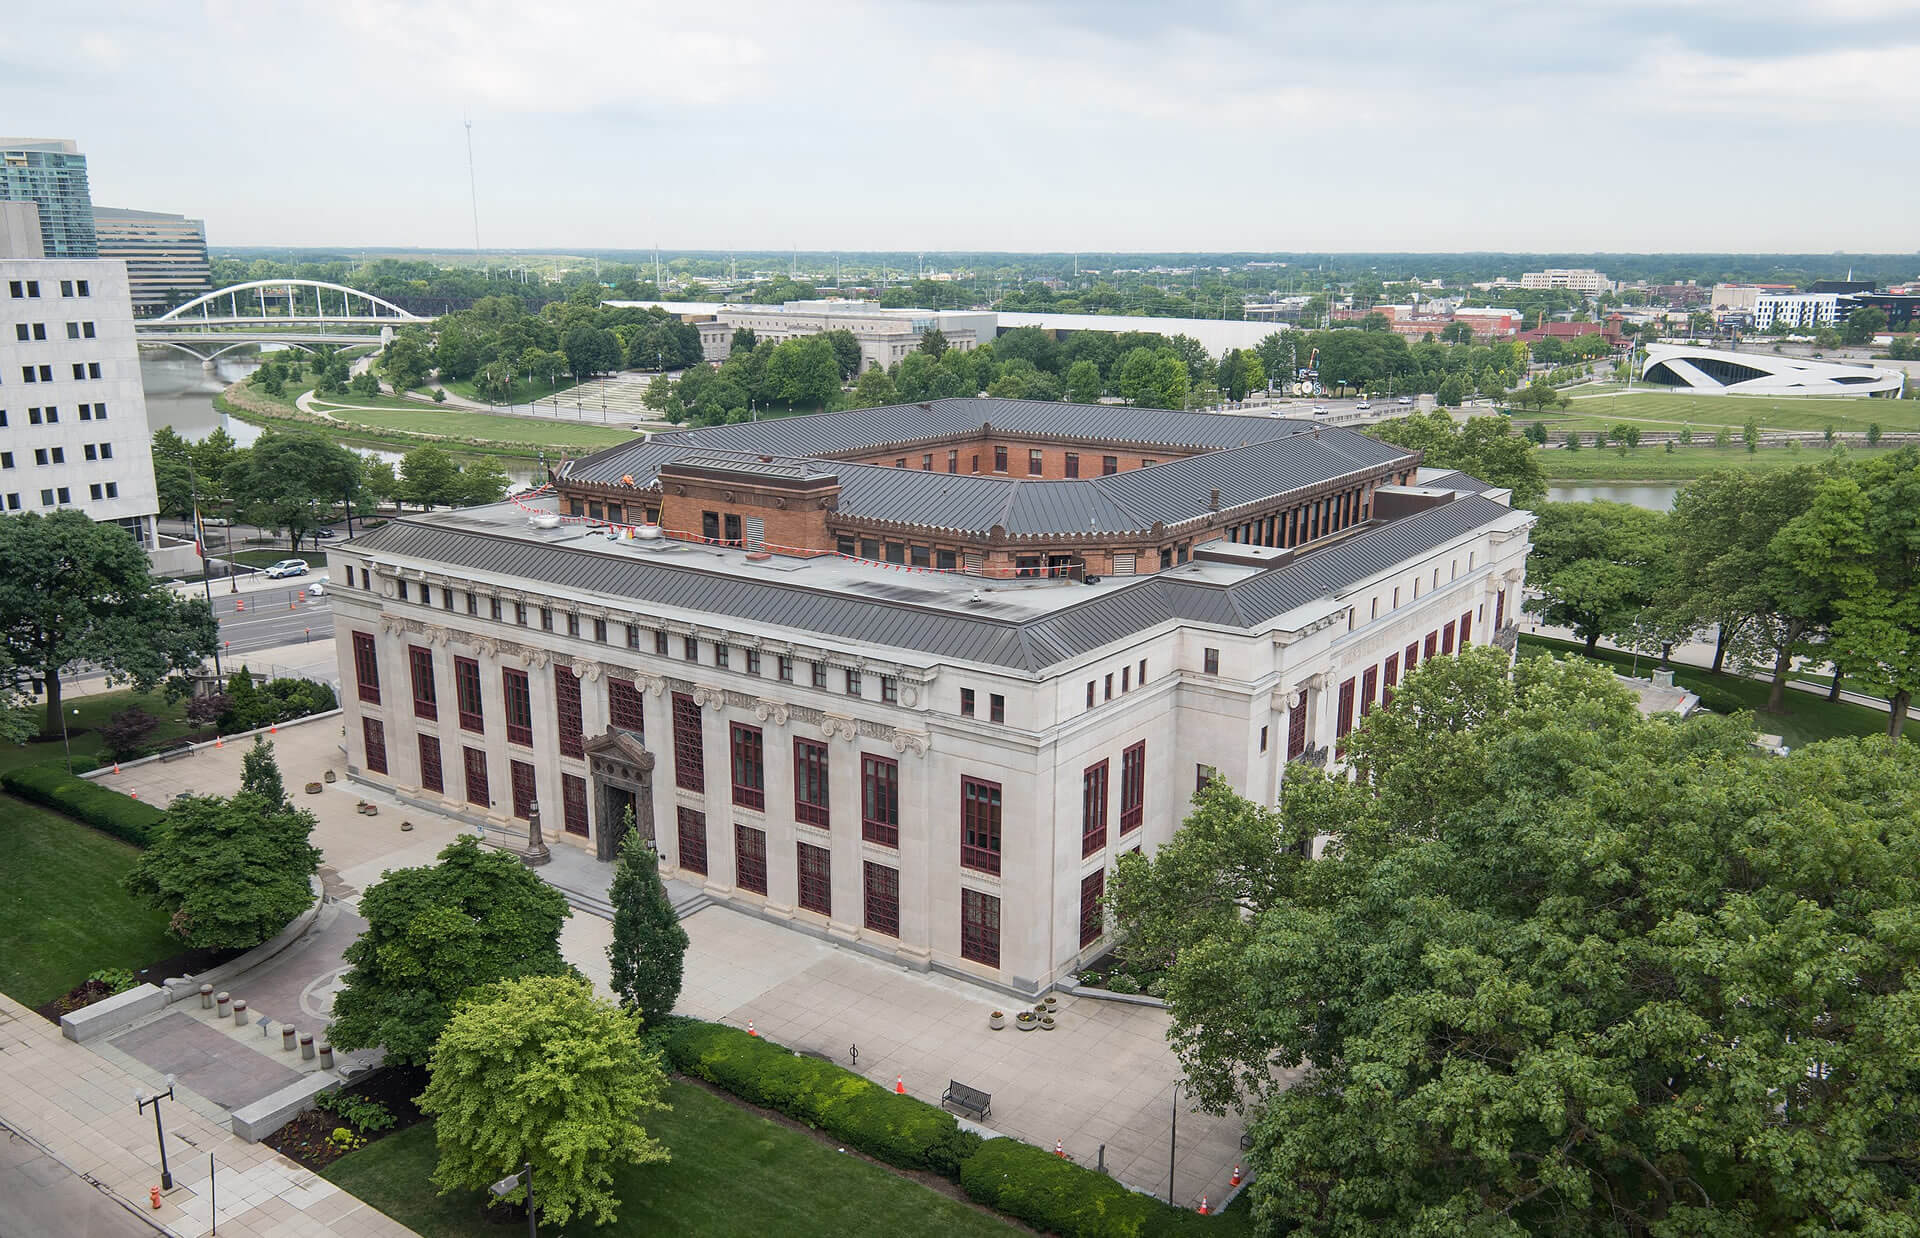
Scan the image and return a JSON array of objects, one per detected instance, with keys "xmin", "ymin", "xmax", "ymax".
[{"xmin": 7, "ymin": 1, "xmax": 1919, "ymax": 253}]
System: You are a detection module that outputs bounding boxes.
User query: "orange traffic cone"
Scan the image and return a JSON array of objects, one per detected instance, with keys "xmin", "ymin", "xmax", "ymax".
[
  {"xmin": 747, "ymin": 1021, "xmax": 757, "ymax": 1037},
  {"xmin": 214, "ymin": 735, "xmax": 223, "ymax": 748},
  {"xmin": 1053, "ymin": 1140, "xmax": 1064, "ymax": 1158},
  {"xmin": 129, "ymin": 789, "xmax": 138, "ymax": 800},
  {"xmin": 235, "ymin": 599, "xmax": 245, "ymax": 612},
  {"xmin": 269, "ymin": 723, "xmax": 278, "ymax": 734},
  {"xmin": 1197, "ymin": 1196, "xmax": 1209, "ymax": 1215},
  {"xmin": 112, "ymin": 762, "xmax": 120, "ymax": 774},
  {"xmin": 895, "ymin": 1074, "xmax": 905, "ymax": 1095},
  {"xmin": 1231, "ymin": 1165, "xmax": 1242, "ymax": 1187},
  {"xmin": 289, "ymin": 600, "xmax": 296, "ymax": 611}
]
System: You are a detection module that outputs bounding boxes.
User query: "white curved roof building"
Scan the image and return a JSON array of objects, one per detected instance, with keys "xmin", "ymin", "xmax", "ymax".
[{"xmin": 1640, "ymin": 344, "xmax": 1905, "ymax": 397}]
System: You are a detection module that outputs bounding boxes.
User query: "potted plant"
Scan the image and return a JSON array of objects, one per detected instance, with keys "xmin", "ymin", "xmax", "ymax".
[
  {"xmin": 989, "ymin": 1010, "xmax": 1005, "ymax": 1030},
  {"xmin": 1040, "ymin": 1014, "xmax": 1057, "ymax": 1031},
  {"xmin": 323, "ymin": 770, "xmax": 337, "ymax": 783},
  {"xmin": 1042, "ymin": 994, "xmax": 1059, "ymax": 1009},
  {"xmin": 1015, "ymin": 1010, "xmax": 1039, "ymax": 1032}
]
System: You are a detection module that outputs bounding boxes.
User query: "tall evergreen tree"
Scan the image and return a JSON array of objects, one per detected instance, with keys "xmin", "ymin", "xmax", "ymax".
[
  {"xmin": 606, "ymin": 818, "xmax": 689, "ymax": 1027},
  {"xmin": 239, "ymin": 736, "xmax": 287, "ymax": 809}
]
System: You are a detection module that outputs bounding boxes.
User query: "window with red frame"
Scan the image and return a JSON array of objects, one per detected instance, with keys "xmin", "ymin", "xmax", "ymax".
[
  {"xmin": 1406, "ymin": 641, "xmax": 1420, "ymax": 673},
  {"xmin": 1442, "ymin": 620, "xmax": 1456, "ymax": 654},
  {"xmin": 1495, "ymin": 589, "xmax": 1505, "ymax": 631},
  {"xmin": 1080, "ymin": 868, "xmax": 1105, "ymax": 948},
  {"xmin": 734, "ymin": 824, "xmax": 767, "ymax": 894},
  {"xmin": 793, "ymin": 738, "xmax": 829, "ymax": 827},
  {"xmin": 1424, "ymin": 631, "xmax": 1438, "ymax": 660},
  {"xmin": 1361, "ymin": 666, "xmax": 1378, "ymax": 717},
  {"xmin": 730, "ymin": 723, "xmax": 764, "ymax": 810},
  {"xmin": 1336, "ymin": 677, "xmax": 1356, "ymax": 738},
  {"xmin": 677, "ymin": 807, "xmax": 708, "ymax": 875},
  {"xmin": 672, "ymin": 693, "xmax": 704, "ymax": 792},
  {"xmin": 1383, "ymin": 652, "xmax": 1400, "ymax": 707},
  {"xmin": 352, "ymin": 631, "xmax": 380, "ymax": 704},
  {"xmin": 463, "ymin": 746, "xmax": 489, "ymax": 807},
  {"xmin": 509, "ymin": 759, "xmax": 536, "ymax": 819},
  {"xmin": 797, "ymin": 842, "xmax": 831, "ymax": 915},
  {"xmin": 408, "ymin": 646, "xmax": 436, "ymax": 719},
  {"xmin": 609, "ymin": 677, "xmax": 645, "ymax": 735},
  {"xmin": 961, "ymin": 777, "xmax": 1002, "ymax": 874},
  {"xmin": 561, "ymin": 773, "xmax": 588, "ymax": 836},
  {"xmin": 961, "ymin": 888, "xmax": 1000, "ymax": 967},
  {"xmin": 417, "ymin": 732, "xmax": 442, "ymax": 793},
  {"xmin": 1460, "ymin": 610, "xmax": 1472, "ymax": 646},
  {"xmin": 993, "ymin": 445, "xmax": 1008, "ymax": 472},
  {"xmin": 362, "ymin": 717, "xmax": 387, "ymax": 774},
  {"xmin": 1288, "ymin": 698, "xmax": 1307, "ymax": 758},
  {"xmin": 1081, "ymin": 760, "xmax": 1108, "ymax": 857},
  {"xmin": 1119, "ymin": 741, "xmax": 1144, "ymax": 833},
  {"xmin": 455, "ymin": 656, "xmax": 484, "ymax": 732},
  {"xmin": 554, "ymin": 666, "xmax": 584, "ymax": 759},
  {"xmin": 862, "ymin": 754, "xmax": 899, "ymax": 846},
  {"xmin": 502, "ymin": 668, "xmax": 533, "ymax": 746},
  {"xmin": 863, "ymin": 862, "xmax": 899, "ymax": 937}
]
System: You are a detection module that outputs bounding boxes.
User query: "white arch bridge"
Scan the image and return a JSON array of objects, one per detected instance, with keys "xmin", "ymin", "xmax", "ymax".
[{"xmin": 136, "ymin": 278, "xmax": 440, "ymax": 360}]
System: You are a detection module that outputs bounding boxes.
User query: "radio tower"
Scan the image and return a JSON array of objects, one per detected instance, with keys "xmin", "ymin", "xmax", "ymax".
[{"xmin": 463, "ymin": 117, "xmax": 482, "ymax": 263}]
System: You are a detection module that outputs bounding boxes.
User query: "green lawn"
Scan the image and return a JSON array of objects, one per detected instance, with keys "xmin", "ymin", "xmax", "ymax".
[
  {"xmin": 1539, "ymin": 443, "xmax": 1898, "ymax": 482},
  {"xmin": 324, "ymin": 1082, "xmax": 1016, "ymax": 1237},
  {"xmin": 0, "ymin": 797, "xmax": 178, "ymax": 1006},
  {"xmin": 441, "ymin": 374, "xmax": 583, "ymax": 407},
  {"xmin": 0, "ymin": 688, "xmax": 195, "ymax": 777},
  {"xmin": 1557, "ymin": 390, "xmax": 1920, "ymax": 434},
  {"xmin": 1517, "ymin": 634, "xmax": 1917, "ymax": 749},
  {"xmin": 300, "ymin": 401, "xmax": 636, "ymax": 451}
]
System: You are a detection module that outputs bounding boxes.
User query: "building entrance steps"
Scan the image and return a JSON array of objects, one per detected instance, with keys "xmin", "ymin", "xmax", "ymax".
[{"xmin": 513, "ymin": 833, "xmax": 710, "ymax": 921}]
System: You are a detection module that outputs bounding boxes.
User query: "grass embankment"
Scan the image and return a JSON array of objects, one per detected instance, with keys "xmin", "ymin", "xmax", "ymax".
[
  {"xmin": 440, "ymin": 374, "xmax": 581, "ymax": 406},
  {"xmin": 324, "ymin": 1082, "xmax": 1018, "ymax": 1238},
  {"xmin": 1539, "ymin": 391, "xmax": 1920, "ymax": 435},
  {"xmin": 0, "ymin": 688, "xmax": 194, "ymax": 778},
  {"xmin": 1539, "ymin": 443, "xmax": 1901, "ymax": 482},
  {"xmin": 0, "ymin": 798, "xmax": 177, "ymax": 1007},
  {"xmin": 1517, "ymin": 634, "xmax": 1918, "ymax": 749},
  {"xmin": 216, "ymin": 381, "xmax": 635, "ymax": 460}
]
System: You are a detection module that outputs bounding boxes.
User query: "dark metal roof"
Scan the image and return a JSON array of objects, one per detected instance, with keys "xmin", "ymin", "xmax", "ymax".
[
  {"xmin": 560, "ymin": 400, "xmax": 1416, "ymax": 537},
  {"xmin": 349, "ymin": 494, "xmax": 1517, "ymax": 673}
]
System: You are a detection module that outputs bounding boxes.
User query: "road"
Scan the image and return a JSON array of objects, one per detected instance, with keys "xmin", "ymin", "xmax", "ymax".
[{"xmin": 208, "ymin": 587, "xmax": 333, "ymax": 659}]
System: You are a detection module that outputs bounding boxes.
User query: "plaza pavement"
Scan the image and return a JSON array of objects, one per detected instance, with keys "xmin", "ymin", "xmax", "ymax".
[{"xmin": 84, "ymin": 696, "xmax": 1260, "ymax": 1212}]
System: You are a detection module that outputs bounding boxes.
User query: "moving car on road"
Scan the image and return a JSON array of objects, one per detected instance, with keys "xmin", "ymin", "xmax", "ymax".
[{"xmin": 263, "ymin": 558, "xmax": 309, "ymax": 579}]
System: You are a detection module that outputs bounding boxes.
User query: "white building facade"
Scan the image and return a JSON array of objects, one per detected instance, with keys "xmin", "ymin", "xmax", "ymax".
[
  {"xmin": 1520, "ymin": 268, "xmax": 1609, "ymax": 294},
  {"xmin": 1751, "ymin": 293, "xmax": 1842, "ymax": 331},
  {"xmin": 328, "ymin": 409, "xmax": 1531, "ymax": 996},
  {"xmin": 0, "ymin": 251, "xmax": 160, "ymax": 544}
]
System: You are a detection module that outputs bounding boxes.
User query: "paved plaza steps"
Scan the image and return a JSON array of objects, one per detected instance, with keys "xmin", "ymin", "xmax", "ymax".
[{"xmin": 476, "ymin": 822, "xmax": 712, "ymax": 921}]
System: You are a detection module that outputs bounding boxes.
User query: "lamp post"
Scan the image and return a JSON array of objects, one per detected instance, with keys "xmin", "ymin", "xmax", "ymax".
[
  {"xmin": 134, "ymin": 1075, "xmax": 178, "ymax": 1190},
  {"xmin": 490, "ymin": 1162, "xmax": 537, "ymax": 1238},
  {"xmin": 59, "ymin": 704, "xmax": 78, "ymax": 774},
  {"xmin": 1167, "ymin": 1080, "xmax": 1181, "ymax": 1205}
]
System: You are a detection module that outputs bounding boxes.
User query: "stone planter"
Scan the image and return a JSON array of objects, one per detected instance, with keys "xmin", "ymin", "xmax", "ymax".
[
  {"xmin": 400, "ymin": 821, "xmax": 414, "ymax": 832},
  {"xmin": 1042, "ymin": 995, "xmax": 1059, "ymax": 1009},
  {"xmin": 323, "ymin": 770, "xmax": 336, "ymax": 784},
  {"xmin": 1015, "ymin": 1011, "xmax": 1038, "ymax": 1032},
  {"xmin": 989, "ymin": 1011, "xmax": 1005, "ymax": 1030},
  {"xmin": 1040, "ymin": 1014, "xmax": 1057, "ymax": 1031},
  {"xmin": 304, "ymin": 782, "xmax": 322, "ymax": 795}
]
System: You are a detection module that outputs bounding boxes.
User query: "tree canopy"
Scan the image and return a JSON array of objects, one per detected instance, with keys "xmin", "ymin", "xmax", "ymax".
[
  {"xmin": 0, "ymin": 510, "xmax": 219, "ymax": 735},
  {"xmin": 1368, "ymin": 411, "xmax": 1548, "ymax": 506},
  {"xmin": 1524, "ymin": 500, "xmax": 1669, "ymax": 653},
  {"xmin": 327, "ymin": 835, "xmax": 573, "ymax": 1065},
  {"xmin": 225, "ymin": 429, "xmax": 363, "ymax": 549},
  {"xmin": 1109, "ymin": 647, "xmax": 1920, "ymax": 1235},
  {"xmin": 418, "ymin": 974, "xmax": 671, "ymax": 1228}
]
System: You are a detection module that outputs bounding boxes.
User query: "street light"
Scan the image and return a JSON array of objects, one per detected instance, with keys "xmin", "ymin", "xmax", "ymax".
[
  {"xmin": 1168, "ymin": 1080, "xmax": 1182, "ymax": 1205},
  {"xmin": 59, "ymin": 704, "xmax": 78, "ymax": 774},
  {"xmin": 134, "ymin": 1074, "xmax": 178, "ymax": 1190},
  {"xmin": 490, "ymin": 1161, "xmax": 538, "ymax": 1238}
]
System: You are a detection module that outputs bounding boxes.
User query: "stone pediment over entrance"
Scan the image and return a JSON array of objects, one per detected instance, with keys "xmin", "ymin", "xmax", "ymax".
[{"xmin": 584, "ymin": 729, "xmax": 654, "ymax": 772}]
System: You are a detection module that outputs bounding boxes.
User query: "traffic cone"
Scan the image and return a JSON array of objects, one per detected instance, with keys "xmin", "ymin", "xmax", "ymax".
[
  {"xmin": 747, "ymin": 1021, "xmax": 757, "ymax": 1037},
  {"xmin": 1231, "ymin": 1165, "xmax": 1242, "ymax": 1187},
  {"xmin": 269, "ymin": 723, "xmax": 278, "ymax": 734},
  {"xmin": 289, "ymin": 600, "xmax": 296, "ymax": 611},
  {"xmin": 1054, "ymin": 1140, "xmax": 1064, "ymax": 1158},
  {"xmin": 1197, "ymin": 1196, "xmax": 1209, "ymax": 1215},
  {"xmin": 235, "ymin": 599, "xmax": 245, "ymax": 612},
  {"xmin": 112, "ymin": 762, "xmax": 120, "ymax": 774},
  {"xmin": 214, "ymin": 735, "xmax": 223, "ymax": 748},
  {"xmin": 895, "ymin": 1074, "xmax": 905, "ymax": 1095},
  {"xmin": 129, "ymin": 789, "xmax": 137, "ymax": 800}
]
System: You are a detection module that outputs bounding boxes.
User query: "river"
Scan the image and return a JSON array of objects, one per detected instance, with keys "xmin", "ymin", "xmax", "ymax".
[
  {"xmin": 1546, "ymin": 483, "xmax": 1680, "ymax": 510},
  {"xmin": 137, "ymin": 350, "xmax": 540, "ymax": 487}
]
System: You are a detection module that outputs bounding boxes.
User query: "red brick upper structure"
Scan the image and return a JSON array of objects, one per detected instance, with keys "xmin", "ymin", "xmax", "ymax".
[{"xmin": 555, "ymin": 398, "xmax": 1422, "ymax": 579}]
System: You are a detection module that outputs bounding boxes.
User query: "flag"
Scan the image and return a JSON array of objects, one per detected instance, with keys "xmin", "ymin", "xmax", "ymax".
[{"xmin": 191, "ymin": 505, "xmax": 206, "ymax": 559}]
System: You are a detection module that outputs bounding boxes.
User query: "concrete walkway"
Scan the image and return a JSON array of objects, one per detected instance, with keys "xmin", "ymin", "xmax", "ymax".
[{"xmin": 0, "ymin": 994, "xmax": 413, "ymax": 1238}]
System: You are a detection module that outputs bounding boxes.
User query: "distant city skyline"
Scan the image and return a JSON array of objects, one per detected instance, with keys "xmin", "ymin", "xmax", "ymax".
[{"xmin": 4, "ymin": 1, "xmax": 1918, "ymax": 254}]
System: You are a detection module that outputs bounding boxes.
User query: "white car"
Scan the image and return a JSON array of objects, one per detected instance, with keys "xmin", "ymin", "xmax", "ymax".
[
  {"xmin": 1311, "ymin": 404, "xmax": 1330, "ymax": 416},
  {"xmin": 306, "ymin": 576, "xmax": 328, "ymax": 597},
  {"xmin": 1354, "ymin": 401, "xmax": 1371, "ymax": 411},
  {"xmin": 1396, "ymin": 395, "xmax": 1414, "ymax": 405},
  {"xmin": 263, "ymin": 558, "xmax": 309, "ymax": 579}
]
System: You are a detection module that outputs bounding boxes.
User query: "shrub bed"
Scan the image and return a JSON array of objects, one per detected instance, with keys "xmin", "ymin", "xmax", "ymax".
[
  {"xmin": 2, "ymin": 763, "xmax": 164, "ymax": 846},
  {"xmin": 961, "ymin": 1136, "xmax": 1230, "ymax": 1237},
  {"xmin": 664, "ymin": 1019, "xmax": 981, "ymax": 1177}
]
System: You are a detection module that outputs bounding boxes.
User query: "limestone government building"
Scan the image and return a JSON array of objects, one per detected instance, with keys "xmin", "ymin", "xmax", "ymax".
[{"xmin": 329, "ymin": 398, "xmax": 1534, "ymax": 995}]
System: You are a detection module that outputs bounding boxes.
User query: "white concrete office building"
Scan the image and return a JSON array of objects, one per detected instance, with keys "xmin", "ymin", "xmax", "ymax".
[
  {"xmin": 1, "ymin": 208, "xmax": 161, "ymax": 544},
  {"xmin": 1751, "ymin": 293, "xmax": 1843, "ymax": 331},
  {"xmin": 329, "ymin": 401, "xmax": 1532, "ymax": 996},
  {"xmin": 1519, "ymin": 268, "xmax": 1610, "ymax": 294}
]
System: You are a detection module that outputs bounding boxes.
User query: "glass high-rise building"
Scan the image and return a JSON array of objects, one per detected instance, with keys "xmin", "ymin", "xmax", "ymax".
[
  {"xmin": 0, "ymin": 139, "xmax": 97, "ymax": 259},
  {"xmin": 94, "ymin": 207, "xmax": 210, "ymax": 315}
]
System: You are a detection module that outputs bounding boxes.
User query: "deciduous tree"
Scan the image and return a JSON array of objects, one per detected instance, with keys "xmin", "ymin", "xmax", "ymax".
[
  {"xmin": 418, "ymin": 974, "xmax": 670, "ymax": 1229},
  {"xmin": 1523, "ymin": 500, "xmax": 1668, "ymax": 653},
  {"xmin": 124, "ymin": 780, "xmax": 320, "ymax": 949},
  {"xmin": 327, "ymin": 835, "xmax": 573, "ymax": 1064},
  {"xmin": 225, "ymin": 430, "xmax": 361, "ymax": 550}
]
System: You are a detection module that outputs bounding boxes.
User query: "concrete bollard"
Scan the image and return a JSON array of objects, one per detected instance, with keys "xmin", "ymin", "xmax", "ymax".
[
  {"xmin": 299, "ymin": 1033, "xmax": 315, "ymax": 1061},
  {"xmin": 231, "ymin": 999, "xmax": 247, "ymax": 1022},
  {"xmin": 199, "ymin": 984, "xmax": 214, "ymax": 1009},
  {"xmin": 281, "ymin": 1025, "xmax": 297, "ymax": 1052},
  {"xmin": 318, "ymin": 1043, "xmax": 334, "ymax": 1070},
  {"xmin": 215, "ymin": 992, "xmax": 231, "ymax": 1019}
]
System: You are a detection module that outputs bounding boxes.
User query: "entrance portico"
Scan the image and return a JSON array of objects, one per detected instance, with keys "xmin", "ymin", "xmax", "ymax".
[{"xmin": 584, "ymin": 729, "xmax": 655, "ymax": 861}]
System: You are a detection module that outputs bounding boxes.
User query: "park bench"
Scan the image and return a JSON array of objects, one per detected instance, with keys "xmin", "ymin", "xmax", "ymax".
[
  {"xmin": 941, "ymin": 1079, "xmax": 991, "ymax": 1121},
  {"xmin": 156, "ymin": 740, "xmax": 197, "ymax": 763}
]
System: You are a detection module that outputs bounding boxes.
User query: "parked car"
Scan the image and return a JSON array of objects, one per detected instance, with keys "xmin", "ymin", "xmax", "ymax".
[
  {"xmin": 263, "ymin": 558, "xmax": 309, "ymax": 579},
  {"xmin": 199, "ymin": 515, "xmax": 232, "ymax": 527}
]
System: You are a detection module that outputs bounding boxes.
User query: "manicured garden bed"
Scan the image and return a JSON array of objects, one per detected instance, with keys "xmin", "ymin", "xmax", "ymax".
[{"xmin": 323, "ymin": 1079, "xmax": 1019, "ymax": 1237}]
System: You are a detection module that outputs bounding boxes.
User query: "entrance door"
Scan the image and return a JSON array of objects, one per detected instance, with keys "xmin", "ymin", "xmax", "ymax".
[{"xmin": 598, "ymin": 785, "xmax": 637, "ymax": 860}]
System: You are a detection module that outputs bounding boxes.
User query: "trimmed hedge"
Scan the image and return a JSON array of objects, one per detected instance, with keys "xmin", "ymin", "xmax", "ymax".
[
  {"xmin": 2, "ymin": 763, "xmax": 165, "ymax": 846},
  {"xmin": 961, "ymin": 1136, "xmax": 1233, "ymax": 1238},
  {"xmin": 664, "ymin": 1019, "xmax": 1250, "ymax": 1236},
  {"xmin": 664, "ymin": 1019, "xmax": 981, "ymax": 1177}
]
